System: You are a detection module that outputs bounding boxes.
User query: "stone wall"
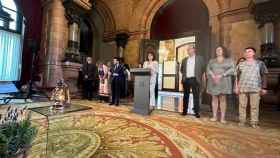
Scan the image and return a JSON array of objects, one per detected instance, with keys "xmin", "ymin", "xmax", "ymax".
[
  {"xmin": 228, "ymin": 20, "xmax": 261, "ymax": 61},
  {"xmin": 41, "ymin": 0, "xmax": 273, "ymax": 71},
  {"xmin": 40, "ymin": 0, "xmax": 68, "ymax": 87},
  {"xmin": 95, "ymin": 0, "xmax": 264, "ymax": 65},
  {"xmin": 218, "ymin": 5, "xmax": 261, "ymax": 61}
]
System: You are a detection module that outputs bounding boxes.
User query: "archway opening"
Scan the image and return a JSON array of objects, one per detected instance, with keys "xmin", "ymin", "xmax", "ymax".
[
  {"xmin": 150, "ymin": 0, "xmax": 210, "ymax": 111},
  {"xmin": 80, "ymin": 19, "xmax": 93, "ymax": 57},
  {"xmin": 80, "ymin": 7, "xmax": 117, "ymax": 64},
  {"xmin": 151, "ymin": 0, "xmax": 209, "ymax": 41}
]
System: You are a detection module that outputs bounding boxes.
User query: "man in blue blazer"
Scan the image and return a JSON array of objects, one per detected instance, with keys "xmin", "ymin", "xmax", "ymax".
[{"xmin": 109, "ymin": 57, "xmax": 127, "ymax": 106}]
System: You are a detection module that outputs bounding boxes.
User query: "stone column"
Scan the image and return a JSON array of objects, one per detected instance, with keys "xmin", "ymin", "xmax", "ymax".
[
  {"xmin": 62, "ymin": 0, "xmax": 92, "ymax": 62},
  {"xmin": 251, "ymin": 0, "xmax": 280, "ymax": 67},
  {"xmin": 41, "ymin": 0, "xmax": 68, "ymax": 88},
  {"xmin": 62, "ymin": 19, "xmax": 82, "ymax": 95},
  {"xmin": 260, "ymin": 22, "xmax": 274, "ymax": 44},
  {"xmin": 64, "ymin": 7, "xmax": 81, "ymax": 62},
  {"xmin": 209, "ymin": 16, "xmax": 221, "ymax": 58},
  {"xmin": 60, "ymin": 3, "xmax": 82, "ymax": 96},
  {"xmin": 115, "ymin": 33, "xmax": 129, "ymax": 58},
  {"xmin": 68, "ymin": 22, "xmax": 80, "ymax": 50}
]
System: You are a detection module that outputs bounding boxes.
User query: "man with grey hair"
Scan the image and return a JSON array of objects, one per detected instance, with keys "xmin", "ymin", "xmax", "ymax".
[
  {"xmin": 180, "ymin": 46, "xmax": 206, "ymax": 118},
  {"xmin": 82, "ymin": 57, "xmax": 97, "ymax": 100}
]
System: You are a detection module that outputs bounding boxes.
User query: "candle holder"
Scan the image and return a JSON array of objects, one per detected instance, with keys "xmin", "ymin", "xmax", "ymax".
[{"xmin": 50, "ymin": 79, "xmax": 71, "ymax": 110}]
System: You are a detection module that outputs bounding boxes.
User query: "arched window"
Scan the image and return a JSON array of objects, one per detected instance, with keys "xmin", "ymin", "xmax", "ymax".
[
  {"xmin": 0, "ymin": 0, "xmax": 24, "ymax": 81},
  {"xmin": 0, "ymin": 0, "xmax": 22, "ymax": 32}
]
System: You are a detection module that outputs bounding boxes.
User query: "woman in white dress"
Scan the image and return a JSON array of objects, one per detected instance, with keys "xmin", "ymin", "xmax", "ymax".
[{"xmin": 143, "ymin": 52, "xmax": 158, "ymax": 107}]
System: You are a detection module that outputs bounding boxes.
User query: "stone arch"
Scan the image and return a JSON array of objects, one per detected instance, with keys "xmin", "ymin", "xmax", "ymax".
[
  {"xmin": 140, "ymin": 0, "xmax": 221, "ymax": 38},
  {"xmin": 81, "ymin": 15, "xmax": 101, "ymax": 61},
  {"xmin": 95, "ymin": 0, "xmax": 116, "ymax": 41}
]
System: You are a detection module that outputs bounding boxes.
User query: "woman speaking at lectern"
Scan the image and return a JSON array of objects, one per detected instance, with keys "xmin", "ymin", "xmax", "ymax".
[{"xmin": 143, "ymin": 52, "xmax": 158, "ymax": 107}]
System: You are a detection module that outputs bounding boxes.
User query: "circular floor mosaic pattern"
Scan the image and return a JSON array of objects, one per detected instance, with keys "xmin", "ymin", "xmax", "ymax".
[
  {"xmin": 27, "ymin": 101, "xmax": 280, "ymax": 158},
  {"xmin": 28, "ymin": 113, "xmax": 207, "ymax": 158}
]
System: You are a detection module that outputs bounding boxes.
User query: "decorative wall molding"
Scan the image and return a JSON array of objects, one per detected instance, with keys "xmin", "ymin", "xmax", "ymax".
[
  {"xmin": 73, "ymin": 0, "xmax": 92, "ymax": 10},
  {"xmin": 218, "ymin": 7, "xmax": 252, "ymax": 23}
]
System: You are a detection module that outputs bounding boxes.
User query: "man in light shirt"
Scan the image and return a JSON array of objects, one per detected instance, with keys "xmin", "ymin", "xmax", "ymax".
[{"xmin": 180, "ymin": 46, "xmax": 206, "ymax": 118}]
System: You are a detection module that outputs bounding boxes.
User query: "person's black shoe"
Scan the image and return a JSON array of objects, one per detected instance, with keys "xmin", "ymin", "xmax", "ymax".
[
  {"xmin": 181, "ymin": 112, "xmax": 187, "ymax": 116},
  {"xmin": 109, "ymin": 102, "xmax": 114, "ymax": 105},
  {"xmin": 195, "ymin": 113, "xmax": 200, "ymax": 118},
  {"xmin": 115, "ymin": 103, "xmax": 119, "ymax": 106}
]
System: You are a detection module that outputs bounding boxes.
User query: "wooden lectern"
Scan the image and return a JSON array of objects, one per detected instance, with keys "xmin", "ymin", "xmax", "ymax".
[{"xmin": 130, "ymin": 68, "xmax": 151, "ymax": 115}]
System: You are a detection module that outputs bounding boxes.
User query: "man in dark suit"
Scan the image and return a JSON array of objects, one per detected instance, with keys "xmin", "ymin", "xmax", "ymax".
[
  {"xmin": 180, "ymin": 46, "xmax": 206, "ymax": 118},
  {"xmin": 109, "ymin": 57, "xmax": 127, "ymax": 106},
  {"xmin": 82, "ymin": 57, "xmax": 97, "ymax": 100}
]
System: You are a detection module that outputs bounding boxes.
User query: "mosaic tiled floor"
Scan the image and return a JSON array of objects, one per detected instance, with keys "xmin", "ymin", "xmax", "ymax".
[{"xmin": 3, "ymin": 100, "xmax": 280, "ymax": 158}]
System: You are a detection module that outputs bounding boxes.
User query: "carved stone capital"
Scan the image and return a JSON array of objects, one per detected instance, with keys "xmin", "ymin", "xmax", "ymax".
[
  {"xmin": 64, "ymin": 8, "xmax": 81, "ymax": 24},
  {"xmin": 256, "ymin": 13, "xmax": 279, "ymax": 25},
  {"xmin": 73, "ymin": 0, "xmax": 92, "ymax": 10},
  {"xmin": 115, "ymin": 32, "xmax": 130, "ymax": 48},
  {"xmin": 63, "ymin": 0, "xmax": 92, "ymax": 24}
]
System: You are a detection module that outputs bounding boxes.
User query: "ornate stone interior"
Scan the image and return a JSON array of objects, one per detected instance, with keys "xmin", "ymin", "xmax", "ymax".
[
  {"xmin": 1, "ymin": 1, "xmax": 280, "ymax": 157},
  {"xmin": 13, "ymin": 0, "xmax": 279, "ymax": 107}
]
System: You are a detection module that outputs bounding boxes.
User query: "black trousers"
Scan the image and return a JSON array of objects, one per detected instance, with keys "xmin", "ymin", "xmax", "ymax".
[
  {"xmin": 83, "ymin": 80, "xmax": 93, "ymax": 100},
  {"xmin": 111, "ymin": 78, "xmax": 123, "ymax": 104},
  {"xmin": 183, "ymin": 78, "xmax": 200, "ymax": 114}
]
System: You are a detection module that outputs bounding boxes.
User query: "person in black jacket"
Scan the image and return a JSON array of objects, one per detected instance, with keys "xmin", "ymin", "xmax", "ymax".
[
  {"xmin": 82, "ymin": 57, "xmax": 97, "ymax": 100},
  {"xmin": 109, "ymin": 57, "xmax": 128, "ymax": 106}
]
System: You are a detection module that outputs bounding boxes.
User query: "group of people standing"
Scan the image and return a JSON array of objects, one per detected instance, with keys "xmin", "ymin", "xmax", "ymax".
[
  {"xmin": 80, "ymin": 56, "xmax": 130, "ymax": 106},
  {"xmin": 179, "ymin": 45, "xmax": 267, "ymax": 128},
  {"xmin": 80, "ymin": 44, "xmax": 268, "ymax": 129},
  {"xmin": 81, "ymin": 52, "xmax": 159, "ymax": 108}
]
